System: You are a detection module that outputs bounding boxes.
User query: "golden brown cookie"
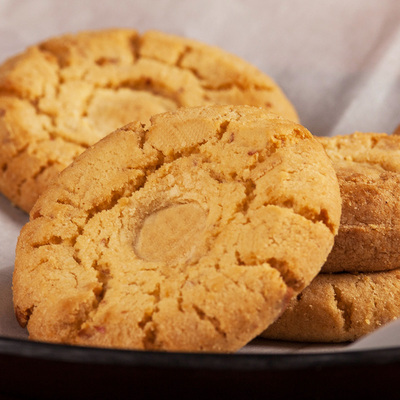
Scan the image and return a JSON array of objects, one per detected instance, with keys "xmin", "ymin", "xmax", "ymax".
[
  {"xmin": 262, "ymin": 269, "xmax": 400, "ymax": 343},
  {"xmin": 319, "ymin": 132, "xmax": 400, "ymax": 272},
  {"xmin": 13, "ymin": 105, "xmax": 340, "ymax": 352},
  {"xmin": 0, "ymin": 29, "xmax": 299, "ymax": 213}
]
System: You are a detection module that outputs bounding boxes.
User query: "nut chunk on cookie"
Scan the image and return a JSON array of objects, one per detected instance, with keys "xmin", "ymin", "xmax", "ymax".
[
  {"xmin": 0, "ymin": 28, "xmax": 298, "ymax": 213},
  {"xmin": 13, "ymin": 105, "xmax": 340, "ymax": 352}
]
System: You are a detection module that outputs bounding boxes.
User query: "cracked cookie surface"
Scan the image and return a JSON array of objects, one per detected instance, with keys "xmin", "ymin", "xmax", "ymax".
[
  {"xmin": 262, "ymin": 269, "xmax": 400, "ymax": 342},
  {"xmin": 0, "ymin": 28, "xmax": 299, "ymax": 212},
  {"xmin": 318, "ymin": 132, "xmax": 400, "ymax": 272},
  {"xmin": 13, "ymin": 105, "xmax": 340, "ymax": 352}
]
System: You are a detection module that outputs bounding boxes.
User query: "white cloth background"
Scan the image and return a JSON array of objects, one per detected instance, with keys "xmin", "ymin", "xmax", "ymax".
[{"xmin": 1, "ymin": 0, "xmax": 399, "ymax": 350}]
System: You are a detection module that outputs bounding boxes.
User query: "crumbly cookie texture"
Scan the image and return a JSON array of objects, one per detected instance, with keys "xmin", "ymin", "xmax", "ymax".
[
  {"xmin": 0, "ymin": 29, "xmax": 298, "ymax": 212},
  {"xmin": 318, "ymin": 132, "xmax": 400, "ymax": 272},
  {"xmin": 262, "ymin": 269, "xmax": 400, "ymax": 342},
  {"xmin": 13, "ymin": 105, "xmax": 340, "ymax": 352}
]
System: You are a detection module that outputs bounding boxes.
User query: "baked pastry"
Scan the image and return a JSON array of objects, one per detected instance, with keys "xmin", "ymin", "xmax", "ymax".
[
  {"xmin": 319, "ymin": 132, "xmax": 400, "ymax": 272},
  {"xmin": 0, "ymin": 29, "xmax": 298, "ymax": 212},
  {"xmin": 262, "ymin": 269, "xmax": 400, "ymax": 342},
  {"xmin": 262, "ymin": 132, "xmax": 400, "ymax": 343},
  {"xmin": 13, "ymin": 105, "xmax": 340, "ymax": 352}
]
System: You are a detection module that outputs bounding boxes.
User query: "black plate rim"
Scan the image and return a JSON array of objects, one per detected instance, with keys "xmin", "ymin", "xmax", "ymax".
[{"xmin": 2, "ymin": 334, "xmax": 400, "ymax": 372}]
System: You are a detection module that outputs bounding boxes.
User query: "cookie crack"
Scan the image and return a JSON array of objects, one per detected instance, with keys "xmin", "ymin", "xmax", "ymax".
[
  {"xmin": 175, "ymin": 45, "xmax": 192, "ymax": 69},
  {"xmin": 192, "ymin": 304, "xmax": 227, "ymax": 340},
  {"xmin": 92, "ymin": 259, "xmax": 111, "ymax": 303},
  {"xmin": 177, "ymin": 273, "xmax": 190, "ymax": 314},
  {"xmin": 332, "ymin": 283, "xmax": 352, "ymax": 332},
  {"xmin": 0, "ymin": 141, "xmax": 29, "ymax": 169},
  {"xmin": 173, "ymin": 45, "xmax": 272, "ymax": 92},
  {"xmin": 263, "ymin": 198, "xmax": 335, "ymax": 234},
  {"xmin": 296, "ymin": 205, "xmax": 334, "ymax": 233},
  {"xmin": 237, "ymin": 179, "xmax": 256, "ymax": 214},
  {"xmin": 31, "ymin": 235, "xmax": 64, "ymax": 249},
  {"xmin": 266, "ymin": 258, "xmax": 305, "ymax": 292},
  {"xmin": 84, "ymin": 178, "xmax": 146, "ymax": 222},
  {"xmin": 174, "ymin": 46, "xmax": 209, "ymax": 84},
  {"xmin": 30, "ymin": 160, "xmax": 57, "ymax": 182},
  {"xmin": 15, "ymin": 304, "xmax": 35, "ymax": 328},
  {"xmin": 130, "ymin": 32, "xmax": 141, "ymax": 62},
  {"xmin": 75, "ymin": 261, "xmax": 112, "ymax": 338},
  {"xmin": 149, "ymin": 117, "xmax": 234, "ymax": 163},
  {"xmin": 138, "ymin": 283, "xmax": 161, "ymax": 349}
]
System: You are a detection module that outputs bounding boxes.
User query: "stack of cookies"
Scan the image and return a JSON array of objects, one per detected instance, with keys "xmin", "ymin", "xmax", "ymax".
[
  {"xmin": 262, "ymin": 132, "xmax": 400, "ymax": 342},
  {"xmin": 0, "ymin": 28, "xmax": 395, "ymax": 352}
]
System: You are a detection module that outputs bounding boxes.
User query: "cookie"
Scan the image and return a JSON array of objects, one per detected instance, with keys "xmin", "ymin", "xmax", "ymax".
[
  {"xmin": 318, "ymin": 132, "xmax": 400, "ymax": 272},
  {"xmin": 0, "ymin": 29, "xmax": 299, "ymax": 213},
  {"xmin": 262, "ymin": 269, "xmax": 400, "ymax": 342},
  {"xmin": 13, "ymin": 105, "xmax": 340, "ymax": 352}
]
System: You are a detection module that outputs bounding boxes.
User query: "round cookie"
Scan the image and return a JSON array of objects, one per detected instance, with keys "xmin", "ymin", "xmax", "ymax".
[
  {"xmin": 13, "ymin": 105, "xmax": 340, "ymax": 352},
  {"xmin": 318, "ymin": 132, "xmax": 400, "ymax": 272},
  {"xmin": 0, "ymin": 29, "xmax": 299, "ymax": 213},
  {"xmin": 262, "ymin": 269, "xmax": 400, "ymax": 343}
]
